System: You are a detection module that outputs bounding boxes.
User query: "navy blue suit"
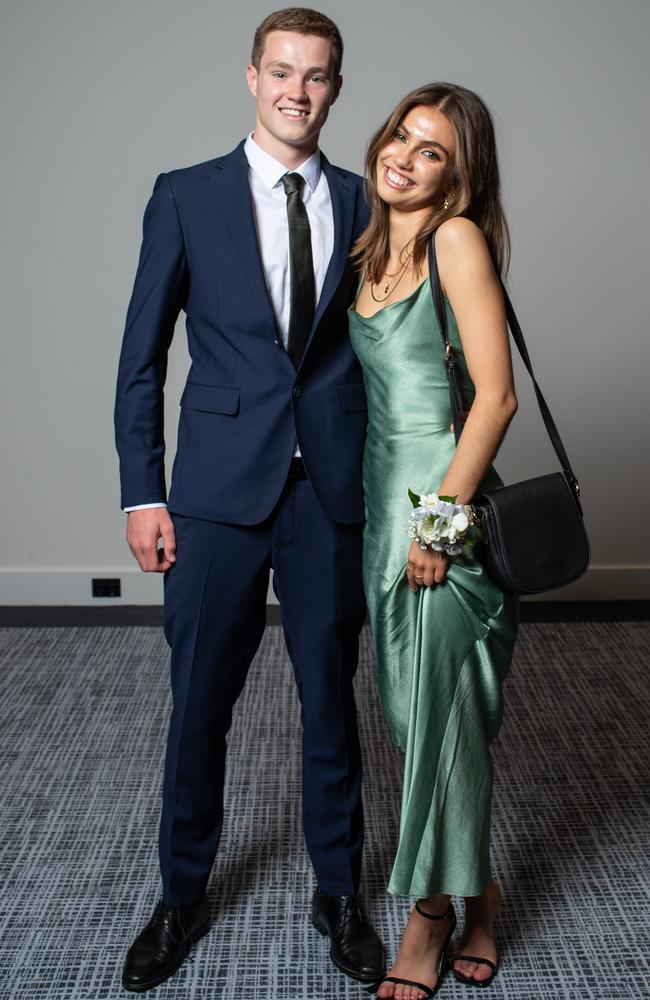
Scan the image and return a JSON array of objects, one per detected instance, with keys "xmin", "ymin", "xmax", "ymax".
[{"xmin": 115, "ymin": 141, "xmax": 370, "ymax": 906}]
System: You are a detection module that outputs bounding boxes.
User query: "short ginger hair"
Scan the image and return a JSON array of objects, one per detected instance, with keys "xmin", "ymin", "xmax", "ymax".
[{"xmin": 251, "ymin": 7, "xmax": 343, "ymax": 77}]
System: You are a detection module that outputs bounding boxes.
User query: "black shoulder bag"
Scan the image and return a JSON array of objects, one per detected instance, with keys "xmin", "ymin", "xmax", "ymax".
[{"xmin": 428, "ymin": 233, "xmax": 590, "ymax": 595}]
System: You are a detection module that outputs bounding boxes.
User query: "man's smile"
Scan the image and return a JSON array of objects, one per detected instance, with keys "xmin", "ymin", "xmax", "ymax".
[{"xmin": 278, "ymin": 106, "xmax": 310, "ymax": 119}]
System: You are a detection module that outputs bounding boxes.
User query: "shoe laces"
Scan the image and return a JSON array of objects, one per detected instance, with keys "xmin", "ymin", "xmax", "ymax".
[
  {"xmin": 336, "ymin": 895, "xmax": 366, "ymax": 931},
  {"xmin": 151, "ymin": 901, "xmax": 190, "ymax": 945}
]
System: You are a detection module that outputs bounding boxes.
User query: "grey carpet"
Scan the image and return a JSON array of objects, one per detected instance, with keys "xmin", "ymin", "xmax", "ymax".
[{"xmin": 0, "ymin": 622, "xmax": 648, "ymax": 999}]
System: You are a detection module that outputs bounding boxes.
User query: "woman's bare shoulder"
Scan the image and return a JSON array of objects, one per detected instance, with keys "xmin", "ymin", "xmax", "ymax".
[
  {"xmin": 435, "ymin": 216, "xmax": 487, "ymax": 254},
  {"xmin": 434, "ymin": 217, "xmax": 495, "ymax": 291}
]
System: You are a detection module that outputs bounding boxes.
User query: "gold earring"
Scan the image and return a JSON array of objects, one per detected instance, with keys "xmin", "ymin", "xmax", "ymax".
[{"xmin": 443, "ymin": 195, "xmax": 450, "ymax": 211}]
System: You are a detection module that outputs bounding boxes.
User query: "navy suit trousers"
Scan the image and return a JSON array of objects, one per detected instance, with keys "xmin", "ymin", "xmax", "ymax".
[{"xmin": 159, "ymin": 476, "xmax": 367, "ymax": 906}]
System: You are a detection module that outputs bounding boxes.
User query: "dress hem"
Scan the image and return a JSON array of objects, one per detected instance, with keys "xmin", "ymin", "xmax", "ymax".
[{"xmin": 386, "ymin": 876, "xmax": 493, "ymax": 899}]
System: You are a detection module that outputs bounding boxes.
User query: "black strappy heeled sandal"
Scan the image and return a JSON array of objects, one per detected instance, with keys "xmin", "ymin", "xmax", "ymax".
[
  {"xmin": 451, "ymin": 953, "xmax": 498, "ymax": 989},
  {"xmin": 367, "ymin": 902, "xmax": 457, "ymax": 998}
]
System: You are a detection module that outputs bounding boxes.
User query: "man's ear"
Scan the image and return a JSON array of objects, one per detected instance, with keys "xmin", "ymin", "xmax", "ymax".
[
  {"xmin": 246, "ymin": 64, "xmax": 258, "ymax": 99},
  {"xmin": 331, "ymin": 74, "xmax": 343, "ymax": 106}
]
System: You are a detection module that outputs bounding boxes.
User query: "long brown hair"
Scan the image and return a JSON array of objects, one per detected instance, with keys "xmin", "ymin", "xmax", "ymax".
[{"xmin": 353, "ymin": 83, "xmax": 510, "ymax": 282}]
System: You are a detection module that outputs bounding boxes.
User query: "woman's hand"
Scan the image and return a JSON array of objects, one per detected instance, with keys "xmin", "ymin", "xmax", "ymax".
[{"xmin": 406, "ymin": 540, "xmax": 450, "ymax": 592}]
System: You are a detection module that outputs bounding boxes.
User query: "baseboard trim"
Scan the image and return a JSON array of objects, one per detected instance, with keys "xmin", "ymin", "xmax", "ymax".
[
  {"xmin": 0, "ymin": 605, "xmax": 166, "ymax": 627},
  {"xmin": 1, "ymin": 601, "xmax": 649, "ymax": 627}
]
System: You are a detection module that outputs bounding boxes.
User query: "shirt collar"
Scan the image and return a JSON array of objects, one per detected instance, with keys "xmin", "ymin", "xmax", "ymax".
[{"xmin": 244, "ymin": 132, "xmax": 321, "ymax": 193}]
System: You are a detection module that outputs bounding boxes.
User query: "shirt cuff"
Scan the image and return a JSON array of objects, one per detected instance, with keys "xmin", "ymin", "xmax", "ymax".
[{"xmin": 123, "ymin": 502, "xmax": 168, "ymax": 512}]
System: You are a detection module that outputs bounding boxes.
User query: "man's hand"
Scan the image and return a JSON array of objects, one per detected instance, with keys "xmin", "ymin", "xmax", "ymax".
[
  {"xmin": 126, "ymin": 508, "xmax": 176, "ymax": 572},
  {"xmin": 406, "ymin": 540, "xmax": 449, "ymax": 593}
]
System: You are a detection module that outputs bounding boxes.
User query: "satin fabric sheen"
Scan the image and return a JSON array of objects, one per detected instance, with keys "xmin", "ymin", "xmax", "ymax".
[{"xmin": 349, "ymin": 278, "xmax": 519, "ymax": 897}]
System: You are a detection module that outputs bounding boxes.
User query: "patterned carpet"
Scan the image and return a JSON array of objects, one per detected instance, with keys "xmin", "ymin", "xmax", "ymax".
[{"xmin": 0, "ymin": 622, "xmax": 648, "ymax": 999}]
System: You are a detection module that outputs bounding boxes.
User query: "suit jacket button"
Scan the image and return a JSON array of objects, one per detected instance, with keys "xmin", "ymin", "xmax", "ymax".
[{"xmin": 292, "ymin": 386, "xmax": 302, "ymax": 399}]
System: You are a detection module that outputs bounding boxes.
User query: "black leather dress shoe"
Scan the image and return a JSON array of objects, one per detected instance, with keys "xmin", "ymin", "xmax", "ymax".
[
  {"xmin": 312, "ymin": 890, "xmax": 386, "ymax": 983},
  {"xmin": 122, "ymin": 894, "xmax": 211, "ymax": 992}
]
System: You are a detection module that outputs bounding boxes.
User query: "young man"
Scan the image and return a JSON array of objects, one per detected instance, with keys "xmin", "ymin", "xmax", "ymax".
[{"xmin": 115, "ymin": 7, "xmax": 385, "ymax": 993}]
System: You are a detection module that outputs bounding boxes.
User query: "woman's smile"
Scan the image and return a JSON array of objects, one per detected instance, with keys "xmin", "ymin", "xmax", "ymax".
[{"xmin": 384, "ymin": 166, "xmax": 416, "ymax": 189}]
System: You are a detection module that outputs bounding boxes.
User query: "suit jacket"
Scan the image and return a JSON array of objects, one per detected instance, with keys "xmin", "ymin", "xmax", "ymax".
[{"xmin": 115, "ymin": 140, "xmax": 370, "ymax": 525}]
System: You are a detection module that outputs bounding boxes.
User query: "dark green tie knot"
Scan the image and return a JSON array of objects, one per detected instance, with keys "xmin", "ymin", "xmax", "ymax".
[{"xmin": 282, "ymin": 172, "xmax": 304, "ymax": 197}]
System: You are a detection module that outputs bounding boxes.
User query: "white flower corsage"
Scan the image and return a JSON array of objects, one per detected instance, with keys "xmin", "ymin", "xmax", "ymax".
[{"xmin": 407, "ymin": 489, "xmax": 476, "ymax": 556}]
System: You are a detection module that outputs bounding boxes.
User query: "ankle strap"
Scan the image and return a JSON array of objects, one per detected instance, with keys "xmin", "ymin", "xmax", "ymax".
[{"xmin": 415, "ymin": 901, "xmax": 452, "ymax": 921}]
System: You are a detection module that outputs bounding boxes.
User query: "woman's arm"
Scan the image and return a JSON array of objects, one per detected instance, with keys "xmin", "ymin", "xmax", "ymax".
[
  {"xmin": 435, "ymin": 216, "xmax": 518, "ymax": 503},
  {"xmin": 406, "ymin": 217, "xmax": 517, "ymax": 591}
]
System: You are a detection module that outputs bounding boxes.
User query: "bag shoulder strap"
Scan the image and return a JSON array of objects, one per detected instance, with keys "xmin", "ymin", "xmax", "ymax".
[{"xmin": 427, "ymin": 232, "xmax": 581, "ymax": 498}]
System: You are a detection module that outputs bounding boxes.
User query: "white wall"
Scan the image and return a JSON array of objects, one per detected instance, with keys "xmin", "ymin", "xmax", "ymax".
[{"xmin": 1, "ymin": 0, "xmax": 649, "ymax": 604}]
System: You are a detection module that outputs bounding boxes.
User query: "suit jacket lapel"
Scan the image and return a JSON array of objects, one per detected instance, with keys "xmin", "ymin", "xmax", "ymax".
[
  {"xmin": 209, "ymin": 142, "xmax": 278, "ymax": 339},
  {"xmin": 209, "ymin": 144, "xmax": 358, "ymax": 359},
  {"xmin": 311, "ymin": 156, "xmax": 356, "ymax": 335}
]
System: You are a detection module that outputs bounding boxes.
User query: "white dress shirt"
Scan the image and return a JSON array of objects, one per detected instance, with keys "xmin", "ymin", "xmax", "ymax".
[
  {"xmin": 125, "ymin": 134, "xmax": 335, "ymax": 512},
  {"xmin": 244, "ymin": 132, "xmax": 333, "ymax": 347}
]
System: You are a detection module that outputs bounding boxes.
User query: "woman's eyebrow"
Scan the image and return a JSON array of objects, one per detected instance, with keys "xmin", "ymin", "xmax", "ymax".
[{"xmin": 398, "ymin": 123, "xmax": 449, "ymax": 156}]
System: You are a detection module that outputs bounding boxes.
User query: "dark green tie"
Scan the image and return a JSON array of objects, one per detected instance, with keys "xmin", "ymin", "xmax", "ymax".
[{"xmin": 282, "ymin": 172, "xmax": 315, "ymax": 368}]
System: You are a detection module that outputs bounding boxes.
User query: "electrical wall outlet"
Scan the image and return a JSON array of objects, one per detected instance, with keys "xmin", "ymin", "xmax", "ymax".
[{"xmin": 92, "ymin": 578, "xmax": 121, "ymax": 598}]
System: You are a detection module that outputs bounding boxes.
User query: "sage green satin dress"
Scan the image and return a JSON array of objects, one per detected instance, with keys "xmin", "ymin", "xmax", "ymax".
[{"xmin": 349, "ymin": 278, "xmax": 519, "ymax": 898}]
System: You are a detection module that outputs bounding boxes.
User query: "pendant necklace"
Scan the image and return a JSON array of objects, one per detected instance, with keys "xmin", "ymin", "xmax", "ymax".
[{"xmin": 371, "ymin": 239, "xmax": 415, "ymax": 302}]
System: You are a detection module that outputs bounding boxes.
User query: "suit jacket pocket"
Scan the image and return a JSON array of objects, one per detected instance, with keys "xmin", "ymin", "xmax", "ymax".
[{"xmin": 180, "ymin": 383, "xmax": 240, "ymax": 415}]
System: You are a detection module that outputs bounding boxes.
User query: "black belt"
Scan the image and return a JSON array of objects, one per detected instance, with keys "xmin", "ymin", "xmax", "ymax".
[{"xmin": 287, "ymin": 457, "xmax": 308, "ymax": 480}]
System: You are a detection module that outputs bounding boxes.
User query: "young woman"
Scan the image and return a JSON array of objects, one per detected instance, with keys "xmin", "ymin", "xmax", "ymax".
[{"xmin": 349, "ymin": 83, "xmax": 520, "ymax": 999}]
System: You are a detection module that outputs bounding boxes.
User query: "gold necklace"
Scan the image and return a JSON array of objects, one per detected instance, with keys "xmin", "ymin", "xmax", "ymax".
[
  {"xmin": 370, "ymin": 263, "xmax": 411, "ymax": 302},
  {"xmin": 383, "ymin": 242, "xmax": 414, "ymax": 279},
  {"xmin": 370, "ymin": 237, "xmax": 414, "ymax": 302},
  {"xmin": 371, "ymin": 240, "xmax": 415, "ymax": 301}
]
